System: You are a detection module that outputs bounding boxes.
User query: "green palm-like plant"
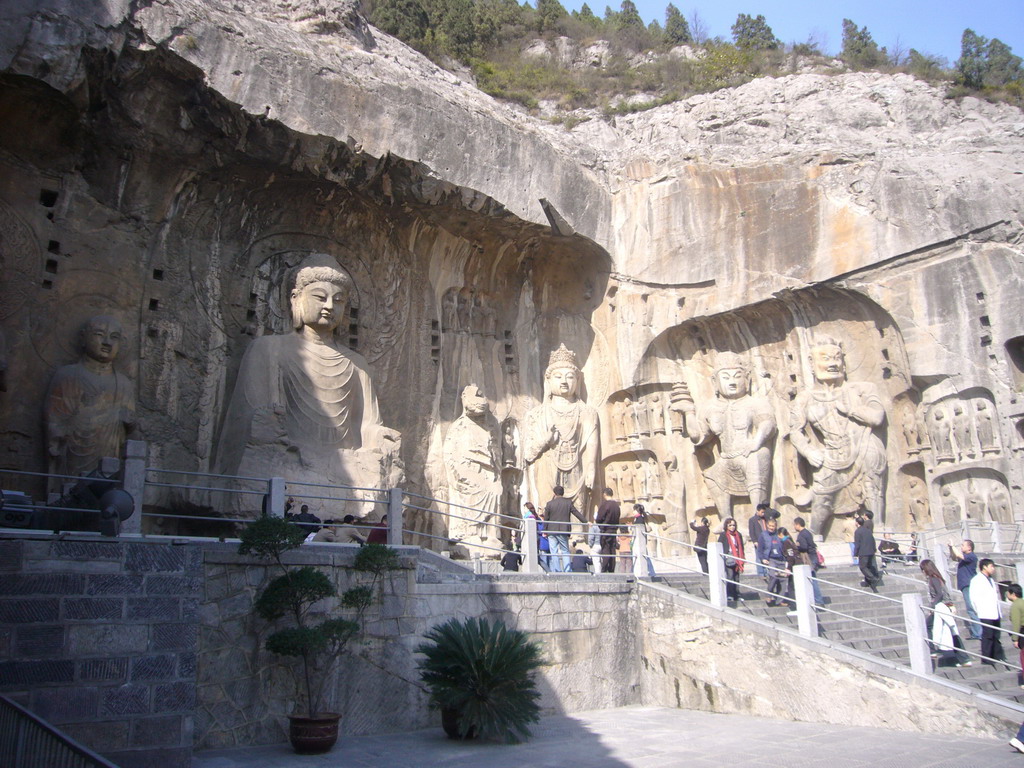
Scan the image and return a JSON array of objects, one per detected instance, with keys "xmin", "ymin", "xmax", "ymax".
[{"xmin": 416, "ymin": 617, "xmax": 543, "ymax": 743}]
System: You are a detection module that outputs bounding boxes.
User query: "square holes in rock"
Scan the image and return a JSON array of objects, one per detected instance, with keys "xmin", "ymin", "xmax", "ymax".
[
  {"xmin": 45, "ymin": 259, "xmax": 58, "ymax": 274},
  {"xmin": 47, "ymin": 240, "xmax": 60, "ymax": 254},
  {"xmin": 39, "ymin": 189, "xmax": 58, "ymax": 207},
  {"xmin": 149, "ymin": 299, "xmax": 160, "ymax": 311},
  {"xmin": 152, "ymin": 269, "xmax": 164, "ymax": 281}
]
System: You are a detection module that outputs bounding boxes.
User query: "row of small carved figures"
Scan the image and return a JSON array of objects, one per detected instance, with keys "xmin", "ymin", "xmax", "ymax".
[
  {"xmin": 604, "ymin": 458, "xmax": 664, "ymax": 502},
  {"xmin": 911, "ymin": 397, "xmax": 1001, "ymax": 460},
  {"xmin": 440, "ymin": 288, "xmax": 498, "ymax": 336}
]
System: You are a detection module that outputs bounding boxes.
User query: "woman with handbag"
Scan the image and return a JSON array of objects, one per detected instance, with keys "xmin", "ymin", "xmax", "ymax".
[{"xmin": 718, "ymin": 517, "xmax": 745, "ymax": 605}]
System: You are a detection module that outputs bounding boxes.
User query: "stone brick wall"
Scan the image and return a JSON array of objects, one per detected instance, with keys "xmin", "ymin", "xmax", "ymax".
[
  {"xmin": 0, "ymin": 534, "xmax": 201, "ymax": 768},
  {"xmin": 196, "ymin": 543, "xmax": 639, "ymax": 749}
]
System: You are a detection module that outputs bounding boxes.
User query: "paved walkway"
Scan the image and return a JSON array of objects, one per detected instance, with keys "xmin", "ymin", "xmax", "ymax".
[{"xmin": 193, "ymin": 706, "xmax": 1022, "ymax": 767}]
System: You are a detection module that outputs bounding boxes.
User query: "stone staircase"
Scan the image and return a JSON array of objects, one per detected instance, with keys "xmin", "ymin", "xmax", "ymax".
[{"xmin": 658, "ymin": 561, "xmax": 1024, "ymax": 706}]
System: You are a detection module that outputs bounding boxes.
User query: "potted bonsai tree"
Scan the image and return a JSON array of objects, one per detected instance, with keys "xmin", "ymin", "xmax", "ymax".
[
  {"xmin": 416, "ymin": 617, "xmax": 543, "ymax": 743},
  {"xmin": 239, "ymin": 515, "xmax": 398, "ymax": 754}
]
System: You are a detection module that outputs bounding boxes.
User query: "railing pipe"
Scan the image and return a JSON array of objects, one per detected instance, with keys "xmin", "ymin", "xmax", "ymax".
[
  {"xmin": 902, "ymin": 592, "xmax": 932, "ymax": 675},
  {"xmin": 793, "ymin": 564, "xmax": 818, "ymax": 638}
]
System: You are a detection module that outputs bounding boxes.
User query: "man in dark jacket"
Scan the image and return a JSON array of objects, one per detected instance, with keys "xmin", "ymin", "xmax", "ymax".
[
  {"xmin": 749, "ymin": 504, "xmax": 768, "ymax": 578},
  {"xmin": 595, "ymin": 487, "xmax": 621, "ymax": 573},
  {"xmin": 853, "ymin": 515, "xmax": 882, "ymax": 592},
  {"xmin": 544, "ymin": 485, "xmax": 586, "ymax": 573},
  {"xmin": 794, "ymin": 516, "xmax": 824, "ymax": 606}
]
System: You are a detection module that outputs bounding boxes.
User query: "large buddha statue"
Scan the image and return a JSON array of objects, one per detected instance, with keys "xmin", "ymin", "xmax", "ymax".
[
  {"xmin": 45, "ymin": 315, "xmax": 136, "ymax": 480},
  {"xmin": 670, "ymin": 352, "xmax": 776, "ymax": 519},
  {"xmin": 788, "ymin": 339, "xmax": 887, "ymax": 536},
  {"xmin": 522, "ymin": 344, "xmax": 599, "ymax": 515},
  {"xmin": 215, "ymin": 255, "xmax": 401, "ymax": 516}
]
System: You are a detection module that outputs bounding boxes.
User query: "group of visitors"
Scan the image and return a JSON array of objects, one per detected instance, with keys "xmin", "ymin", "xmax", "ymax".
[
  {"xmin": 714, "ymin": 504, "xmax": 825, "ymax": 610},
  {"xmin": 284, "ymin": 497, "xmax": 389, "ymax": 545},
  {"xmin": 507, "ymin": 487, "xmax": 654, "ymax": 575}
]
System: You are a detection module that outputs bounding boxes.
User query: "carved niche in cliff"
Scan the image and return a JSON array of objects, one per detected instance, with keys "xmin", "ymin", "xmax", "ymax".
[{"xmin": 625, "ymin": 287, "xmax": 910, "ymax": 543}]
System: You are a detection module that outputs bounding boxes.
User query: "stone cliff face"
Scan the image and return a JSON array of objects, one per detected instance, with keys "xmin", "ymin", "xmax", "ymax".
[{"xmin": 2, "ymin": 0, "xmax": 1023, "ymax": 544}]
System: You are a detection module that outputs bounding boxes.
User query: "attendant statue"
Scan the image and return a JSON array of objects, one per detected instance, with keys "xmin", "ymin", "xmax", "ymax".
[
  {"xmin": 523, "ymin": 345, "xmax": 600, "ymax": 515},
  {"xmin": 788, "ymin": 339, "xmax": 887, "ymax": 536},
  {"xmin": 45, "ymin": 315, "xmax": 136, "ymax": 479},
  {"xmin": 671, "ymin": 352, "xmax": 776, "ymax": 519},
  {"xmin": 647, "ymin": 456, "xmax": 663, "ymax": 498},
  {"xmin": 634, "ymin": 396, "xmax": 651, "ymax": 436},
  {"xmin": 965, "ymin": 480, "xmax": 985, "ymax": 519},
  {"xmin": 215, "ymin": 255, "xmax": 401, "ymax": 516},
  {"xmin": 614, "ymin": 399, "xmax": 627, "ymax": 442},
  {"xmin": 443, "ymin": 385, "xmax": 503, "ymax": 555},
  {"xmin": 988, "ymin": 486, "xmax": 1012, "ymax": 523},
  {"xmin": 624, "ymin": 395, "xmax": 638, "ymax": 438}
]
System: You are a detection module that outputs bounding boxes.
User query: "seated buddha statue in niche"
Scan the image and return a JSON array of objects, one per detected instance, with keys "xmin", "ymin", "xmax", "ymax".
[{"xmin": 215, "ymin": 254, "xmax": 401, "ymax": 516}]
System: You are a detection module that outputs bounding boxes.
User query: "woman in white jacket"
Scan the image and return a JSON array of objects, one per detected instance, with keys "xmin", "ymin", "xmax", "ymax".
[{"xmin": 932, "ymin": 599, "xmax": 971, "ymax": 667}]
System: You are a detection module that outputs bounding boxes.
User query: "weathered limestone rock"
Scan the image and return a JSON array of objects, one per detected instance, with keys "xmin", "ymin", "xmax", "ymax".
[{"xmin": 1, "ymin": 0, "xmax": 1024, "ymax": 545}]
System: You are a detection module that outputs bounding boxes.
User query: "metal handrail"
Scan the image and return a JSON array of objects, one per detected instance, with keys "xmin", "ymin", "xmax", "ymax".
[
  {"xmin": 144, "ymin": 481, "xmax": 264, "ymax": 496},
  {"xmin": 0, "ymin": 694, "xmax": 118, "ymax": 768},
  {"xmin": 144, "ymin": 467, "xmax": 266, "ymax": 482}
]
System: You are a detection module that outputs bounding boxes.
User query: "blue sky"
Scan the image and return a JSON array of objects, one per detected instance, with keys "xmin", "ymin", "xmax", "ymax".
[{"xmin": 561, "ymin": 0, "xmax": 1024, "ymax": 64}]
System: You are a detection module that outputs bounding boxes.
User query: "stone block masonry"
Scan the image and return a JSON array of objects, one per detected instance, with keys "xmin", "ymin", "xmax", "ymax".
[{"xmin": 0, "ymin": 533, "xmax": 201, "ymax": 768}]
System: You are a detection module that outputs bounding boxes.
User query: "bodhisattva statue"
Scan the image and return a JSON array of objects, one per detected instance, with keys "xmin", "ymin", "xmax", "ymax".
[
  {"xmin": 522, "ymin": 344, "xmax": 599, "ymax": 515},
  {"xmin": 788, "ymin": 339, "xmax": 887, "ymax": 536},
  {"xmin": 670, "ymin": 352, "xmax": 776, "ymax": 518},
  {"xmin": 443, "ymin": 385, "xmax": 503, "ymax": 555},
  {"xmin": 45, "ymin": 315, "xmax": 136, "ymax": 479},
  {"xmin": 215, "ymin": 255, "xmax": 401, "ymax": 515}
]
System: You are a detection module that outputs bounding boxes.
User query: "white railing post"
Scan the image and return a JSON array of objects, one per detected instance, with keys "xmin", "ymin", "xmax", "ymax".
[
  {"xmin": 523, "ymin": 517, "xmax": 540, "ymax": 574},
  {"xmin": 388, "ymin": 487, "xmax": 403, "ymax": 545},
  {"xmin": 267, "ymin": 477, "xmax": 286, "ymax": 517},
  {"xmin": 708, "ymin": 541, "xmax": 727, "ymax": 609},
  {"xmin": 1015, "ymin": 562, "xmax": 1024, "ymax": 587},
  {"xmin": 902, "ymin": 592, "xmax": 932, "ymax": 676},
  {"xmin": 993, "ymin": 521, "xmax": 1003, "ymax": 553},
  {"xmin": 121, "ymin": 440, "xmax": 146, "ymax": 534},
  {"xmin": 793, "ymin": 564, "xmax": 818, "ymax": 638}
]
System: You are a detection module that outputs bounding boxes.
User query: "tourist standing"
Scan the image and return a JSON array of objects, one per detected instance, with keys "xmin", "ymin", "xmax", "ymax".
[
  {"xmin": 970, "ymin": 558, "xmax": 1004, "ymax": 665},
  {"xmin": 543, "ymin": 485, "xmax": 585, "ymax": 573},
  {"xmin": 631, "ymin": 504, "xmax": 655, "ymax": 579},
  {"xmin": 748, "ymin": 504, "xmax": 768, "ymax": 578},
  {"xmin": 853, "ymin": 515, "xmax": 882, "ymax": 592},
  {"xmin": 689, "ymin": 516, "xmax": 711, "ymax": 574},
  {"xmin": 718, "ymin": 517, "xmax": 745, "ymax": 605},
  {"xmin": 793, "ymin": 517, "xmax": 823, "ymax": 606},
  {"xmin": 949, "ymin": 539, "xmax": 983, "ymax": 640},
  {"xmin": 595, "ymin": 487, "xmax": 621, "ymax": 573}
]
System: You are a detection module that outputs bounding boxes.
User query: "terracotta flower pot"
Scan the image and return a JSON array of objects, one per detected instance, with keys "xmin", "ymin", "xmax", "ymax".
[{"xmin": 288, "ymin": 713, "xmax": 341, "ymax": 754}]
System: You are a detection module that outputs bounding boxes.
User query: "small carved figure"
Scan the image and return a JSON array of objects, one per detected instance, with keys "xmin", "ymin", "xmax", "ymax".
[
  {"xmin": 988, "ymin": 486, "xmax": 1012, "ymax": 523},
  {"xmin": 965, "ymin": 481, "xmax": 986, "ymax": 519},
  {"xmin": 634, "ymin": 396, "xmax": 651, "ymax": 436},
  {"xmin": 788, "ymin": 339, "xmax": 887, "ymax": 535},
  {"xmin": 647, "ymin": 456, "xmax": 663, "ymax": 498},
  {"xmin": 45, "ymin": 315, "xmax": 137, "ymax": 479},
  {"xmin": 478, "ymin": 293, "xmax": 497, "ymax": 338},
  {"xmin": 605, "ymin": 464, "xmax": 620, "ymax": 500},
  {"xmin": 444, "ymin": 385, "xmax": 503, "ymax": 554},
  {"xmin": 975, "ymin": 399, "xmax": 999, "ymax": 454},
  {"xmin": 900, "ymin": 401, "xmax": 920, "ymax": 454},
  {"xmin": 621, "ymin": 464, "xmax": 636, "ymax": 502},
  {"xmin": 522, "ymin": 345, "xmax": 600, "ymax": 514},
  {"xmin": 951, "ymin": 401, "xmax": 976, "ymax": 459},
  {"xmin": 940, "ymin": 485, "xmax": 962, "ymax": 527},
  {"xmin": 635, "ymin": 460, "xmax": 648, "ymax": 499},
  {"xmin": 215, "ymin": 255, "xmax": 401, "ymax": 516},
  {"xmin": 501, "ymin": 418, "xmax": 518, "ymax": 468},
  {"xmin": 614, "ymin": 399, "xmax": 627, "ymax": 442},
  {"xmin": 649, "ymin": 394, "xmax": 666, "ymax": 434},
  {"xmin": 625, "ymin": 395, "xmax": 639, "ymax": 438},
  {"xmin": 671, "ymin": 352, "xmax": 776, "ymax": 518},
  {"xmin": 456, "ymin": 289, "xmax": 472, "ymax": 333},
  {"xmin": 928, "ymin": 404, "xmax": 954, "ymax": 462},
  {"xmin": 441, "ymin": 289, "xmax": 458, "ymax": 333},
  {"xmin": 906, "ymin": 476, "xmax": 928, "ymax": 526}
]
